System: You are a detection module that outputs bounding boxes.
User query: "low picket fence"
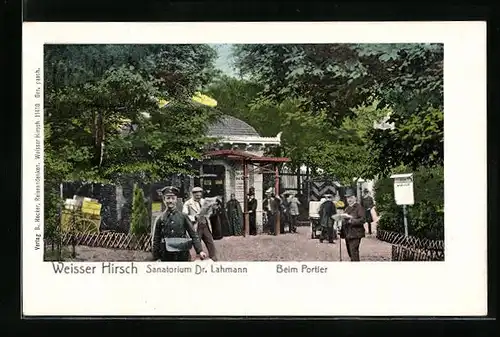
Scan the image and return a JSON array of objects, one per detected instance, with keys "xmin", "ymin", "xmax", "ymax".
[
  {"xmin": 377, "ymin": 229, "xmax": 444, "ymax": 261},
  {"xmin": 47, "ymin": 231, "xmax": 153, "ymax": 252}
]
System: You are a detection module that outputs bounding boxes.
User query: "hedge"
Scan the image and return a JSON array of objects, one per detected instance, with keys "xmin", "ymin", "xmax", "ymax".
[{"xmin": 374, "ymin": 165, "xmax": 444, "ymax": 240}]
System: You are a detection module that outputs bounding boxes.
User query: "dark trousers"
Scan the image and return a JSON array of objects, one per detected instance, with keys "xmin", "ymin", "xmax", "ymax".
[
  {"xmin": 345, "ymin": 238, "xmax": 361, "ymax": 261},
  {"xmin": 267, "ymin": 212, "xmax": 275, "ymax": 234},
  {"xmin": 197, "ymin": 222, "xmax": 218, "ymax": 261},
  {"xmin": 290, "ymin": 215, "xmax": 298, "ymax": 232},
  {"xmin": 249, "ymin": 213, "xmax": 257, "ymax": 235},
  {"xmin": 320, "ymin": 227, "xmax": 336, "ymax": 242},
  {"xmin": 365, "ymin": 209, "xmax": 373, "ymax": 234},
  {"xmin": 161, "ymin": 251, "xmax": 191, "ymax": 261}
]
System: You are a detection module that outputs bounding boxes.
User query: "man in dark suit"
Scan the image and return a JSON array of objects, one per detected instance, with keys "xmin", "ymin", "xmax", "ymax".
[
  {"xmin": 361, "ymin": 188, "xmax": 375, "ymax": 235},
  {"xmin": 340, "ymin": 188, "xmax": 366, "ymax": 262},
  {"xmin": 319, "ymin": 194, "xmax": 337, "ymax": 243}
]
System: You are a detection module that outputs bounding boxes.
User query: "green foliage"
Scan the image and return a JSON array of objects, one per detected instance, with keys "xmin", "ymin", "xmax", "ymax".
[
  {"xmin": 233, "ymin": 44, "xmax": 371, "ymax": 125},
  {"xmin": 306, "ymin": 100, "xmax": 390, "ymax": 184},
  {"xmin": 44, "ymin": 124, "xmax": 69, "ymax": 243},
  {"xmin": 374, "ymin": 165, "xmax": 444, "ymax": 240},
  {"xmin": 233, "ymin": 43, "xmax": 444, "ymax": 176},
  {"xmin": 44, "ymin": 44, "xmax": 220, "ymax": 238},
  {"xmin": 130, "ymin": 184, "xmax": 149, "ymax": 234},
  {"xmin": 206, "ymin": 74, "xmax": 283, "ymax": 137},
  {"xmin": 207, "ymin": 74, "xmax": 389, "ymax": 182}
]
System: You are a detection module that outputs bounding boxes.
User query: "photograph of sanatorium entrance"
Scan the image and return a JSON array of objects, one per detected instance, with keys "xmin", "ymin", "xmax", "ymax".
[{"xmin": 44, "ymin": 43, "xmax": 444, "ymax": 262}]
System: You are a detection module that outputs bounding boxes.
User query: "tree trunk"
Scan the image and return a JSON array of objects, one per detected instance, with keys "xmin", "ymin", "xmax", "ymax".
[{"xmin": 93, "ymin": 111, "xmax": 105, "ymax": 167}]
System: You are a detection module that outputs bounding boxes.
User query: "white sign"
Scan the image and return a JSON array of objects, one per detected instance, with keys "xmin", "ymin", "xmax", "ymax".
[
  {"xmin": 390, "ymin": 173, "xmax": 414, "ymax": 205},
  {"xmin": 234, "ymin": 169, "xmax": 245, "ymax": 204}
]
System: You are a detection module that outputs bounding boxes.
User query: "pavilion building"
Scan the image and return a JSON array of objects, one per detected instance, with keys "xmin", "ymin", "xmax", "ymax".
[{"xmin": 193, "ymin": 115, "xmax": 289, "ymax": 234}]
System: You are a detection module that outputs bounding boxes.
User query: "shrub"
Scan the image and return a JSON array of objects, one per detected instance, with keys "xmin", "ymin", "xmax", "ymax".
[
  {"xmin": 130, "ymin": 184, "xmax": 149, "ymax": 235},
  {"xmin": 374, "ymin": 165, "xmax": 444, "ymax": 240}
]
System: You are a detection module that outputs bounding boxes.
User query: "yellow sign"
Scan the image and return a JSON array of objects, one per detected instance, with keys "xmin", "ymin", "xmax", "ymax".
[
  {"xmin": 192, "ymin": 92, "xmax": 218, "ymax": 107},
  {"xmin": 157, "ymin": 93, "xmax": 217, "ymax": 108},
  {"xmin": 81, "ymin": 200, "xmax": 102, "ymax": 216},
  {"xmin": 152, "ymin": 202, "xmax": 162, "ymax": 212}
]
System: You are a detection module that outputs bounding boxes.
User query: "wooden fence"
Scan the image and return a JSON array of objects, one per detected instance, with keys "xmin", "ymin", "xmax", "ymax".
[
  {"xmin": 46, "ymin": 231, "xmax": 153, "ymax": 252},
  {"xmin": 377, "ymin": 229, "xmax": 445, "ymax": 261}
]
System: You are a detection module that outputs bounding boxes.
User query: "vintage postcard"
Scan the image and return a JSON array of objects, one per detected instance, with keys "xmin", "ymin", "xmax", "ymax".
[{"xmin": 22, "ymin": 21, "xmax": 487, "ymax": 316}]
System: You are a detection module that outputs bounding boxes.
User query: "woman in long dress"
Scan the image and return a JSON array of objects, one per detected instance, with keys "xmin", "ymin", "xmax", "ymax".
[
  {"xmin": 226, "ymin": 193, "xmax": 243, "ymax": 236},
  {"xmin": 210, "ymin": 198, "xmax": 230, "ymax": 239}
]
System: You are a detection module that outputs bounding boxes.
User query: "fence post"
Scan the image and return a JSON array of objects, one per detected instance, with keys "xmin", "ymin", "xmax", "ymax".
[{"xmin": 403, "ymin": 205, "xmax": 409, "ymax": 237}]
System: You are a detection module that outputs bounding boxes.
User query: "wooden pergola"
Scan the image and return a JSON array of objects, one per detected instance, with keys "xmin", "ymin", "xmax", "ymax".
[{"xmin": 203, "ymin": 149, "xmax": 290, "ymax": 236}]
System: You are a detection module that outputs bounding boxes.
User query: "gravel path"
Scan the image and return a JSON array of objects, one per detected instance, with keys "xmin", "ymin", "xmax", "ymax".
[{"xmin": 69, "ymin": 226, "xmax": 392, "ymax": 262}]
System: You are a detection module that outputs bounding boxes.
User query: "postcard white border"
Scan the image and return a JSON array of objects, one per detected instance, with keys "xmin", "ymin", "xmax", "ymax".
[{"xmin": 22, "ymin": 21, "xmax": 487, "ymax": 316}]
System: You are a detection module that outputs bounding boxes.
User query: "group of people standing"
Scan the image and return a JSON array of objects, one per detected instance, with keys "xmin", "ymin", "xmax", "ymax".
[
  {"xmin": 262, "ymin": 188, "xmax": 301, "ymax": 235},
  {"xmin": 152, "ymin": 186, "xmax": 261, "ymax": 262},
  {"xmin": 151, "ymin": 183, "xmax": 377, "ymax": 263}
]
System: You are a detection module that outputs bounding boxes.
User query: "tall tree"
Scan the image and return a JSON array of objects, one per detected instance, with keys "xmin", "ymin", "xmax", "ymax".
[
  {"xmin": 44, "ymin": 44, "xmax": 221, "ymax": 183},
  {"xmin": 233, "ymin": 43, "xmax": 444, "ymax": 176},
  {"xmin": 44, "ymin": 45, "xmax": 221, "ymax": 240},
  {"xmin": 206, "ymin": 75, "xmax": 388, "ymax": 182}
]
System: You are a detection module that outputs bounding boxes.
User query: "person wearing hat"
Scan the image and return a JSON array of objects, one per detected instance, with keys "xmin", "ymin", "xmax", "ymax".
[
  {"xmin": 319, "ymin": 193, "xmax": 337, "ymax": 243},
  {"xmin": 182, "ymin": 186, "xmax": 218, "ymax": 261},
  {"xmin": 263, "ymin": 188, "xmax": 274, "ymax": 234},
  {"xmin": 263, "ymin": 188, "xmax": 280, "ymax": 234},
  {"xmin": 287, "ymin": 192, "xmax": 300, "ymax": 233},
  {"xmin": 361, "ymin": 188, "xmax": 375, "ymax": 235},
  {"xmin": 247, "ymin": 190, "xmax": 258, "ymax": 235},
  {"xmin": 340, "ymin": 188, "xmax": 366, "ymax": 262},
  {"xmin": 152, "ymin": 186, "xmax": 206, "ymax": 261},
  {"xmin": 280, "ymin": 192, "xmax": 291, "ymax": 233},
  {"xmin": 226, "ymin": 193, "xmax": 243, "ymax": 236}
]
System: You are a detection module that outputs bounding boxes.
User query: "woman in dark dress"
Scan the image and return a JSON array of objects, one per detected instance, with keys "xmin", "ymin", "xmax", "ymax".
[
  {"xmin": 210, "ymin": 198, "xmax": 230, "ymax": 239},
  {"xmin": 209, "ymin": 199, "xmax": 222, "ymax": 240},
  {"xmin": 247, "ymin": 192, "xmax": 257, "ymax": 235},
  {"xmin": 226, "ymin": 193, "xmax": 243, "ymax": 236}
]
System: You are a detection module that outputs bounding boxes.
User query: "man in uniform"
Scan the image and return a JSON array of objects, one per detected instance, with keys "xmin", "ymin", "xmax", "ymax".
[
  {"xmin": 340, "ymin": 188, "xmax": 366, "ymax": 261},
  {"xmin": 319, "ymin": 193, "xmax": 337, "ymax": 243},
  {"xmin": 152, "ymin": 186, "xmax": 206, "ymax": 261},
  {"xmin": 182, "ymin": 186, "xmax": 218, "ymax": 261}
]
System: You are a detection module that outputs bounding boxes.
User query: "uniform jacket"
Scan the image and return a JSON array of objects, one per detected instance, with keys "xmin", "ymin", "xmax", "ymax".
[
  {"xmin": 341, "ymin": 203, "xmax": 366, "ymax": 239},
  {"xmin": 152, "ymin": 209, "xmax": 203, "ymax": 259}
]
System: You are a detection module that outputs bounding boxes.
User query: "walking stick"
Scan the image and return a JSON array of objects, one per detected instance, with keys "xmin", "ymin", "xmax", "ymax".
[
  {"xmin": 335, "ymin": 220, "xmax": 342, "ymax": 262},
  {"xmin": 339, "ymin": 229, "xmax": 342, "ymax": 262}
]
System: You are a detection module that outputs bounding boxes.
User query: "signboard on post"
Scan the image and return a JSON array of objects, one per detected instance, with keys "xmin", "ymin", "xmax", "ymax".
[
  {"xmin": 390, "ymin": 173, "xmax": 414, "ymax": 237},
  {"xmin": 390, "ymin": 173, "xmax": 414, "ymax": 206}
]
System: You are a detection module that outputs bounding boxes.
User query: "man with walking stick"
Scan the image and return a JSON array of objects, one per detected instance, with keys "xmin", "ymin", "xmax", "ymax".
[{"xmin": 339, "ymin": 188, "xmax": 366, "ymax": 262}]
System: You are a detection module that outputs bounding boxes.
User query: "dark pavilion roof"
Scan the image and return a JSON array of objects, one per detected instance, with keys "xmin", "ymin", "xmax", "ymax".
[{"xmin": 207, "ymin": 115, "xmax": 260, "ymax": 137}]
